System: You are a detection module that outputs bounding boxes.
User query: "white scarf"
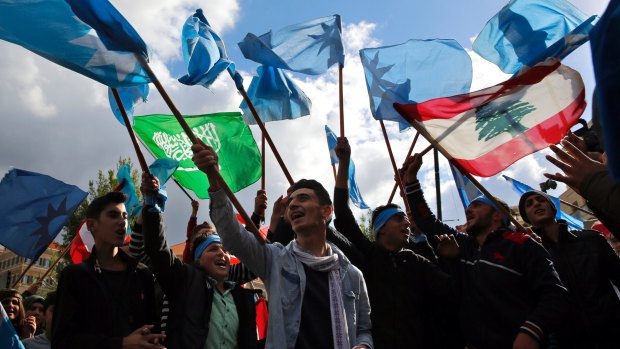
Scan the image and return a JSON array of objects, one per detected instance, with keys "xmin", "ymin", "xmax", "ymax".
[{"xmin": 292, "ymin": 241, "xmax": 350, "ymax": 349}]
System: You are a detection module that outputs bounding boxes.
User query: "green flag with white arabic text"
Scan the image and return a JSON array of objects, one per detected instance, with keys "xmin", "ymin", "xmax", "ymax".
[{"xmin": 133, "ymin": 112, "xmax": 261, "ymax": 198}]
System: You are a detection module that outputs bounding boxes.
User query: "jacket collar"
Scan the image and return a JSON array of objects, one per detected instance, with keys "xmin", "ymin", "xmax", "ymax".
[
  {"xmin": 85, "ymin": 246, "xmax": 139, "ymax": 273},
  {"xmin": 284, "ymin": 240, "xmax": 352, "ymax": 276},
  {"xmin": 536, "ymin": 220, "xmax": 576, "ymax": 244}
]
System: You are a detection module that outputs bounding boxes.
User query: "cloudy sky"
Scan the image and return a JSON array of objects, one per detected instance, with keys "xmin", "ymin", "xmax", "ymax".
[{"xmin": 0, "ymin": 0, "xmax": 609, "ymax": 244}]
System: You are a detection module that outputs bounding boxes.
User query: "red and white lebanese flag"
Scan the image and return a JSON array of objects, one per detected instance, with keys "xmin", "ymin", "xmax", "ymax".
[
  {"xmin": 70, "ymin": 220, "xmax": 94, "ymax": 264},
  {"xmin": 394, "ymin": 59, "xmax": 586, "ymax": 176}
]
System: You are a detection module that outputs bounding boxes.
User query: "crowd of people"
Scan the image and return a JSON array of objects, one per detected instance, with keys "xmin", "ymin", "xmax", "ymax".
[{"xmin": 2, "ymin": 129, "xmax": 620, "ymax": 349}]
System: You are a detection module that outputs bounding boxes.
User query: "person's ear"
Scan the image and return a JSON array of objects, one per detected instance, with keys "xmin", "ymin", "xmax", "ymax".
[
  {"xmin": 321, "ymin": 205, "xmax": 333, "ymax": 221},
  {"xmin": 86, "ymin": 218, "xmax": 96, "ymax": 234}
]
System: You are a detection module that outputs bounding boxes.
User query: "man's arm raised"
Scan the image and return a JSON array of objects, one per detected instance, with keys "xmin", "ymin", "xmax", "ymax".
[{"xmin": 191, "ymin": 142, "xmax": 269, "ymax": 279}]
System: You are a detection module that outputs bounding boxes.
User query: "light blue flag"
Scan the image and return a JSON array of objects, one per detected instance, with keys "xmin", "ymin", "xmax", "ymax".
[
  {"xmin": 116, "ymin": 164, "xmax": 141, "ymax": 222},
  {"xmin": 503, "ymin": 175, "xmax": 584, "ymax": 229},
  {"xmin": 360, "ymin": 39, "xmax": 473, "ymax": 131},
  {"xmin": 523, "ymin": 15, "xmax": 597, "ymax": 73},
  {"xmin": 473, "ymin": 0, "xmax": 589, "ymax": 74},
  {"xmin": 450, "ymin": 163, "xmax": 483, "ymax": 209},
  {"xmin": 108, "ymin": 85, "xmax": 149, "ymax": 126},
  {"xmin": 0, "ymin": 168, "xmax": 87, "ymax": 259},
  {"xmin": 325, "ymin": 125, "xmax": 370, "ymax": 209},
  {"xmin": 0, "ymin": 0, "xmax": 150, "ymax": 88},
  {"xmin": 0, "ymin": 303, "xmax": 25, "ymax": 349},
  {"xmin": 178, "ymin": 9, "xmax": 235, "ymax": 89},
  {"xmin": 148, "ymin": 158, "xmax": 180, "ymax": 212},
  {"xmin": 238, "ymin": 15, "xmax": 345, "ymax": 75},
  {"xmin": 240, "ymin": 65, "xmax": 312, "ymax": 125},
  {"xmin": 64, "ymin": 0, "xmax": 148, "ymax": 56}
]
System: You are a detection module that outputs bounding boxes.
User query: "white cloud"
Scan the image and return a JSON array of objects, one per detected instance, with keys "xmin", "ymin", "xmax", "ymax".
[{"xmin": 113, "ymin": 0, "xmax": 240, "ymax": 62}]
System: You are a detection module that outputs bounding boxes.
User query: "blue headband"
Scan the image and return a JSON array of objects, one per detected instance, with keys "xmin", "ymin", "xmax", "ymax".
[
  {"xmin": 194, "ymin": 234, "xmax": 221, "ymax": 261},
  {"xmin": 470, "ymin": 196, "xmax": 499, "ymax": 211},
  {"xmin": 469, "ymin": 196, "xmax": 509, "ymax": 226},
  {"xmin": 373, "ymin": 207, "xmax": 406, "ymax": 239}
]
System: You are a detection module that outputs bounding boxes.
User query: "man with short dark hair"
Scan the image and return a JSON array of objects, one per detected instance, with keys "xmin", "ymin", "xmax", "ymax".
[
  {"xmin": 404, "ymin": 154, "xmax": 569, "ymax": 349},
  {"xmin": 23, "ymin": 291, "xmax": 56, "ymax": 349},
  {"xmin": 52, "ymin": 192, "xmax": 163, "ymax": 349},
  {"xmin": 191, "ymin": 143, "xmax": 373, "ymax": 349},
  {"xmin": 519, "ymin": 190, "xmax": 620, "ymax": 348}
]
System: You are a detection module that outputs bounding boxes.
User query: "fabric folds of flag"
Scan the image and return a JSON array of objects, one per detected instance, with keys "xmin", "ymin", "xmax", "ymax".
[
  {"xmin": 503, "ymin": 175, "xmax": 584, "ymax": 229},
  {"xmin": 473, "ymin": 0, "xmax": 589, "ymax": 74},
  {"xmin": 325, "ymin": 125, "xmax": 369, "ymax": 209},
  {"xmin": 240, "ymin": 65, "xmax": 312, "ymax": 125},
  {"xmin": 133, "ymin": 112, "xmax": 261, "ymax": 199},
  {"xmin": 108, "ymin": 85, "xmax": 149, "ymax": 125},
  {"xmin": 394, "ymin": 60, "xmax": 586, "ymax": 177},
  {"xmin": 69, "ymin": 219, "xmax": 92, "ymax": 264},
  {"xmin": 178, "ymin": 9, "xmax": 234, "ymax": 88},
  {"xmin": 117, "ymin": 164, "xmax": 142, "ymax": 222},
  {"xmin": 0, "ymin": 168, "xmax": 87, "ymax": 259},
  {"xmin": 0, "ymin": 0, "xmax": 150, "ymax": 87},
  {"xmin": 590, "ymin": 1, "xmax": 620, "ymax": 183},
  {"xmin": 148, "ymin": 158, "xmax": 180, "ymax": 212},
  {"xmin": 238, "ymin": 15, "xmax": 344, "ymax": 75},
  {"xmin": 360, "ymin": 39, "xmax": 473, "ymax": 131},
  {"xmin": 449, "ymin": 163, "xmax": 483, "ymax": 209},
  {"xmin": 0, "ymin": 303, "xmax": 25, "ymax": 349}
]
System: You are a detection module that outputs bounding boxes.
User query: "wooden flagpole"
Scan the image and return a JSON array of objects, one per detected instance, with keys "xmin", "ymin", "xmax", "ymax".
[
  {"xmin": 339, "ymin": 64, "xmax": 345, "ymax": 137},
  {"xmin": 261, "ymin": 133, "xmax": 266, "ymax": 191},
  {"xmin": 379, "ymin": 120, "xmax": 410, "ymax": 213},
  {"xmin": 136, "ymin": 56, "xmax": 264, "ymax": 244},
  {"xmin": 407, "ymin": 120, "xmax": 526, "ymax": 231},
  {"xmin": 388, "ymin": 132, "xmax": 420, "ymax": 203},
  {"xmin": 228, "ymin": 70, "xmax": 294, "ymax": 185},
  {"xmin": 36, "ymin": 240, "xmax": 74, "ymax": 284},
  {"xmin": 111, "ymin": 88, "xmax": 151, "ymax": 174},
  {"xmin": 434, "ymin": 149, "xmax": 442, "ymax": 221}
]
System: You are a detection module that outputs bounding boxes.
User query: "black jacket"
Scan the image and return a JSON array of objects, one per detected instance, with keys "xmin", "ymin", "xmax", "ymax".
[
  {"xmin": 537, "ymin": 222, "xmax": 620, "ymax": 348},
  {"xmin": 52, "ymin": 248, "xmax": 158, "ymax": 349},
  {"xmin": 333, "ymin": 187, "xmax": 459, "ymax": 349},
  {"xmin": 142, "ymin": 206, "xmax": 257, "ymax": 349},
  {"xmin": 407, "ymin": 181, "xmax": 569, "ymax": 349}
]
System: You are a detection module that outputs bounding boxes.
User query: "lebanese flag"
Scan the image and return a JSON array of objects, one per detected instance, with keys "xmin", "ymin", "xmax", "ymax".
[
  {"xmin": 70, "ymin": 220, "xmax": 93, "ymax": 264},
  {"xmin": 394, "ymin": 59, "xmax": 586, "ymax": 176}
]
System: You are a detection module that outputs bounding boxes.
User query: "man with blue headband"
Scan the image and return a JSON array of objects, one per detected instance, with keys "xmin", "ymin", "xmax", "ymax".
[
  {"xmin": 191, "ymin": 143, "xmax": 373, "ymax": 349},
  {"xmin": 403, "ymin": 153, "xmax": 569, "ymax": 349},
  {"xmin": 332, "ymin": 137, "xmax": 459, "ymax": 349},
  {"xmin": 140, "ymin": 175, "xmax": 259, "ymax": 349}
]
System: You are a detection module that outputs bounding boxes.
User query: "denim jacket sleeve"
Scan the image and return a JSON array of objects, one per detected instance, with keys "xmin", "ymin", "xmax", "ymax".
[
  {"xmin": 209, "ymin": 189, "xmax": 268, "ymax": 279},
  {"xmin": 355, "ymin": 270, "xmax": 374, "ymax": 349}
]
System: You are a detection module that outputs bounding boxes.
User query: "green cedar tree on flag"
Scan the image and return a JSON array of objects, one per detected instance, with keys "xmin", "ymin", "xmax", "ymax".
[
  {"xmin": 394, "ymin": 59, "xmax": 586, "ymax": 177},
  {"xmin": 133, "ymin": 112, "xmax": 261, "ymax": 198}
]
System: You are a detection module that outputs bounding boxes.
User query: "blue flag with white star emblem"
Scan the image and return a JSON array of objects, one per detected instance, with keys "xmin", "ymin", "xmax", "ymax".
[
  {"xmin": 0, "ymin": 0, "xmax": 150, "ymax": 88},
  {"xmin": 240, "ymin": 65, "xmax": 312, "ymax": 125},
  {"xmin": 178, "ymin": 9, "xmax": 236, "ymax": 89},
  {"xmin": 238, "ymin": 15, "xmax": 345, "ymax": 75},
  {"xmin": 360, "ymin": 39, "xmax": 473, "ymax": 131},
  {"xmin": 0, "ymin": 168, "xmax": 87, "ymax": 259}
]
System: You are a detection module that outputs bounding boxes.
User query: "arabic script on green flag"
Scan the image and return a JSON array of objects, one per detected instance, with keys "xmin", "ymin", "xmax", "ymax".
[{"xmin": 133, "ymin": 112, "xmax": 261, "ymax": 199}]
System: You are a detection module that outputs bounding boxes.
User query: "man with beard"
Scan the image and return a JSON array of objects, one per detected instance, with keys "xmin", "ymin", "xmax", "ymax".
[{"xmin": 403, "ymin": 154, "xmax": 569, "ymax": 349}]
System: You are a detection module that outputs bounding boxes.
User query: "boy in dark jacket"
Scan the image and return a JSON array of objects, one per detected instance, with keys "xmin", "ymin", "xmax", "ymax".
[
  {"xmin": 52, "ymin": 192, "xmax": 162, "ymax": 349},
  {"xmin": 519, "ymin": 190, "xmax": 620, "ymax": 348}
]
